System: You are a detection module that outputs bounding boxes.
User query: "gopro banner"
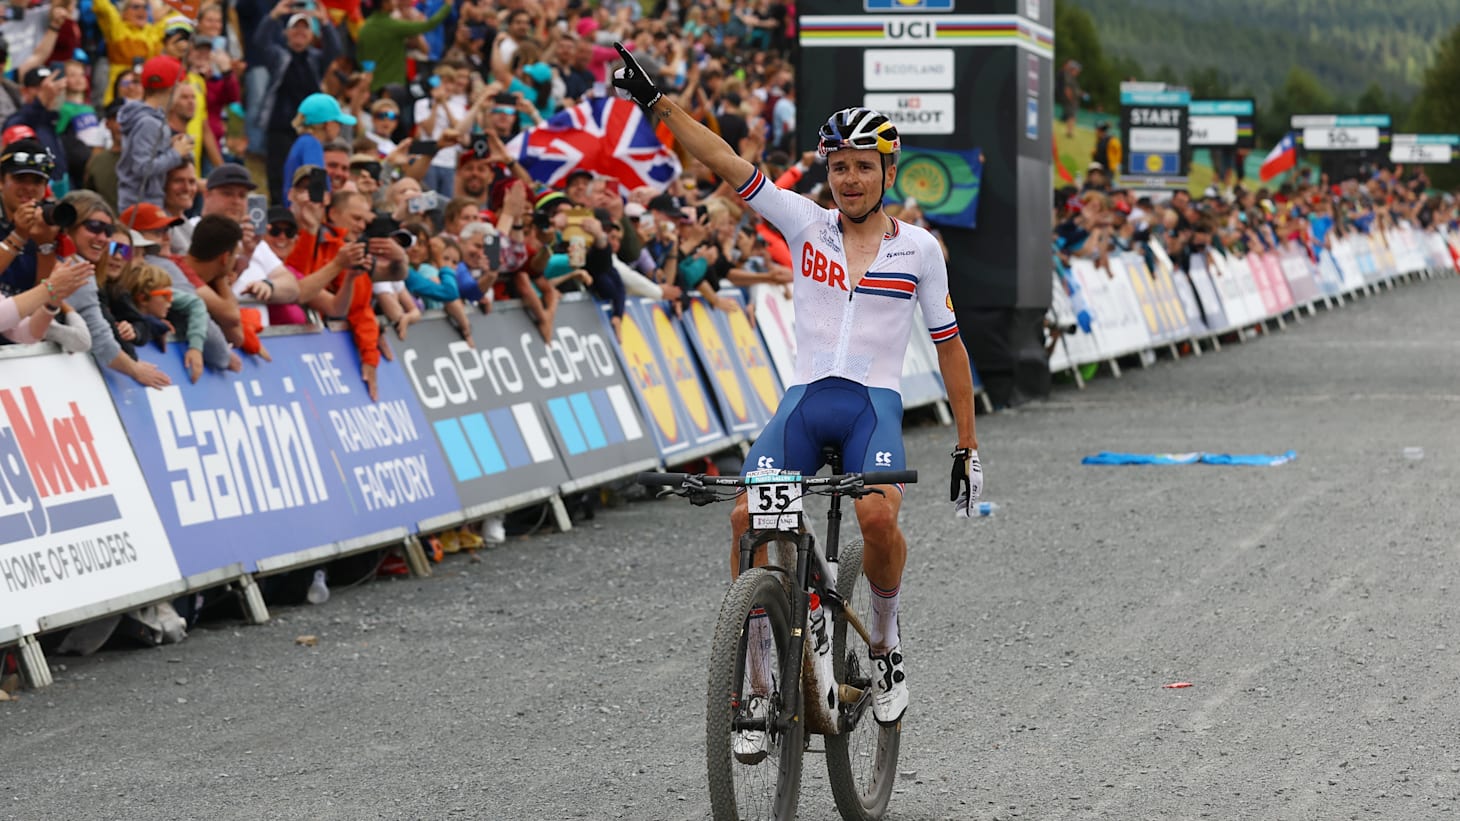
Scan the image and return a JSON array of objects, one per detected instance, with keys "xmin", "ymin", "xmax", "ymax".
[
  {"xmin": 504, "ymin": 298, "xmax": 657, "ymax": 487},
  {"xmin": 615, "ymin": 298, "xmax": 734, "ymax": 460},
  {"xmin": 680, "ymin": 298, "xmax": 777, "ymax": 438},
  {"xmin": 106, "ymin": 330, "xmax": 460, "ymax": 578},
  {"xmin": 399, "ymin": 309, "xmax": 570, "ymax": 514},
  {"xmin": 0, "ymin": 352, "xmax": 182, "ymax": 635}
]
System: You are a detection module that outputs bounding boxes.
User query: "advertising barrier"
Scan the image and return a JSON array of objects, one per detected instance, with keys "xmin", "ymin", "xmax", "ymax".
[
  {"xmin": 614, "ymin": 298, "xmax": 736, "ymax": 463},
  {"xmin": 1, "ymin": 349, "xmax": 183, "ymax": 636},
  {"xmin": 105, "ymin": 328, "xmax": 461, "ymax": 578},
  {"xmin": 498, "ymin": 297, "xmax": 659, "ymax": 493},
  {"xmin": 398, "ymin": 306, "xmax": 570, "ymax": 522},
  {"xmin": 680, "ymin": 298, "xmax": 775, "ymax": 438},
  {"xmin": 1049, "ymin": 225, "xmax": 1455, "ymax": 375}
]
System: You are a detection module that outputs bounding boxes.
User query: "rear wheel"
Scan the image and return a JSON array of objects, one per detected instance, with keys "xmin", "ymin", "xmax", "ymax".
[
  {"xmin": 706, "ymin": 567, "xmax": 804, "ymax": 821},
  {"xmin": 825, "ymin": 539, "xmax": 901, "ymax": 820}
]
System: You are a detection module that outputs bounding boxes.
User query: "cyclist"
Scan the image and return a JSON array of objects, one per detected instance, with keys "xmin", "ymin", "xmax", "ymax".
[{"xmin": 612, "ymin": 44, "xmax": 984, "ymax": 738}]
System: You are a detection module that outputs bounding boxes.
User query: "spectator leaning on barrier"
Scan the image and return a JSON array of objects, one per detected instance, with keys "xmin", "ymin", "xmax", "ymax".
[
  {"xmin": 289, "ymin": 186, "xmax": 382, "ymax": 397},
  {"xmin": 0, "ymin": 237, "xmax": 88, "ymax": 346},
  {"xmin": 192, "ymin": 163, "xmax": 303, "ymax": 315},
  {"xmin": 124, "ymin": 201, "xmax": 236, "ymax": 371},
  {"xmin": 58, "ymin": 189, "xmax": 177, "ymax": 388},
  {"xmin": 117, "ymin": 55, "xmax": 193, "ymax": 212},
  {"xmin": 114, "ymin": 260, "xmax": 211, "ymax": 383}
]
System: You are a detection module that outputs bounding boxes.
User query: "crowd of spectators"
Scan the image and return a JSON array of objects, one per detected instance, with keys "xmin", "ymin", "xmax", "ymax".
[
  {"xmin": 1055, "ymin": 159, "xmax": 1460, "ymax": 291},
  {"xmin": 0, "ymin": 0, "xmax": 837, "ymax": 570}
]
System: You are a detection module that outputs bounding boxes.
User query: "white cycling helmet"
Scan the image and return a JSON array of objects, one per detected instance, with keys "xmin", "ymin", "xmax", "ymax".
[
  {"xmin": 817, "ymin": 107, "xmax": 901, "ymax": 166},
  {"xmin": 817, "ymin": 108, "xmax": 900, "ymax": 223}
]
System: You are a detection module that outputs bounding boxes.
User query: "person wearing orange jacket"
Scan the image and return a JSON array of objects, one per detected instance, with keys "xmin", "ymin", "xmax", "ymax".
[
  {"xmin": 286, "ymin": 178, "xmax": 399, "ymax": 400},
  {"xmin": 92, "ymin": 0, "xmax": 171, "ymax": 104}
]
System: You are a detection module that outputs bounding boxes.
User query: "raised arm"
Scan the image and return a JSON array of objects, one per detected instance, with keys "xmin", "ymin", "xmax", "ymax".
[{"xmin": 611, "ymin": 43, "xmax": 755, "ymax": 191}]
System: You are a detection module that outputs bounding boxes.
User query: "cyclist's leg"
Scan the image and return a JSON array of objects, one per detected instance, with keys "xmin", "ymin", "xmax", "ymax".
[
  {"xmin": 842, "ymin": 387, "xmax": 911, "ymax": 724},
  {"xmin": 840, "ymin": 386, "xmax": 909, "ymax": 649},
  {"xmin": 732, "ymin": 384, "xmax": 824, "ymax": 577}
]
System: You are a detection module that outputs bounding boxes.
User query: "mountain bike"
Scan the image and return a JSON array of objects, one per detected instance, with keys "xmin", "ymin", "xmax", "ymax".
[{"xmin": 639, "ymin": 451, "xmax": 917, "ymax": 821}]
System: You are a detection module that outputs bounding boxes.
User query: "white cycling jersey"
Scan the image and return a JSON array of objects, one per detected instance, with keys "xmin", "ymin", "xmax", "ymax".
[{"xmin": 736, "ymin": 167, "xmax": 961, "ymax": 395}]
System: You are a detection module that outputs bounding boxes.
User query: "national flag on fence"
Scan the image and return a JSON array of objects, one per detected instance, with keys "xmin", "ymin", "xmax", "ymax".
[
  {"xmin": 1259, "ymin": 132, "xmax": 1298, "ymax": 182},
  {"xmin": 507, "ymin": 96, "xmax": 681, "ymax": 196},
  {"xmin": 886, "ymin": 145, "xmax": 983, "ymax": 230}
]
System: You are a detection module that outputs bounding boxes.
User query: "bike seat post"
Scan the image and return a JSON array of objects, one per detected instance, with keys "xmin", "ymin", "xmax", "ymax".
[{"xmin": 822, "ymin": 447, "xmax": 844, "ymax": 565}]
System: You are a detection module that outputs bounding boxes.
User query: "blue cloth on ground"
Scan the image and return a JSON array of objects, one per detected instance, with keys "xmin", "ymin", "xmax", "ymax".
[{"xmin": 1082, "ymin": 451, "xmax": 1297, "ymax": 466}]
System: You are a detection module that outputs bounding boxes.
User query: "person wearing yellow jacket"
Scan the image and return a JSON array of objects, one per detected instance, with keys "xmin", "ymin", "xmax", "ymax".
[{"xmin": 93, "ymin": 0, "xmax": 171, "ymax": 105}]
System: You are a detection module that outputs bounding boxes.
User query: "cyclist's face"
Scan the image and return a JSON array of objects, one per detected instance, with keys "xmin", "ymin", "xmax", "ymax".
[{"xmin": 826, "ymin": 149, "xmax": 894, "ymax": 215}]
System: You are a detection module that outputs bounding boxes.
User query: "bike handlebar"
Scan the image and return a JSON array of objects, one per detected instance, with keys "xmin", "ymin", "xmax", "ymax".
[{"xmin": 635, "ymin": 470, "xmax": 918, "ymax": 488}]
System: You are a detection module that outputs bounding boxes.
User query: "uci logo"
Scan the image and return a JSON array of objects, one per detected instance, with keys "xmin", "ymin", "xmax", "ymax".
[
  {"xmin": 757, "ymin": 455, "xmax": 777, "ymax": 470},
  {"xmin": 875, "ymin": 451, "xmax": 893, "ymax": 467},
  {"xmin": 800, "ymin": 243, "xmax": 849, "ymax": 290}
]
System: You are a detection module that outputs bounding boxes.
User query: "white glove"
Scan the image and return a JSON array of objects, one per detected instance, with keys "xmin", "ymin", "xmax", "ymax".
[{"xmin": 951, "ymin": 447, "xmax": 983, "ymax": 519}]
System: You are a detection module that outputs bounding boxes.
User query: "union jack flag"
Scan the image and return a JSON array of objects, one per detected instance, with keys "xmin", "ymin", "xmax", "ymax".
[{"xmin": 507, "ymin": 97, "xmax": 681, "ymax": 197}]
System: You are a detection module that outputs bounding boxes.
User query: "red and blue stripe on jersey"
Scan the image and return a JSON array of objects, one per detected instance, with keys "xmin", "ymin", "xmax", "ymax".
[{"xmin": 854, "ymin": 272, "xmax": 918, "ymax": 300}]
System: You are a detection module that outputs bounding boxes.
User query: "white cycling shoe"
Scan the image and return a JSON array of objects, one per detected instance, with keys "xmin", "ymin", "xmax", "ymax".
[
  {"xmin": 870, "ymin": 646, "xmax": 907, "ymax": 726},
  {"xmin": 733, "ymin": 694, "xmax": 770, "ymax": 764}
]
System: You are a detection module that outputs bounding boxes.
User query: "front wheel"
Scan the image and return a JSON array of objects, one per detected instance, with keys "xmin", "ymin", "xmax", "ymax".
[
  {"xmin": 706, "ymin": 567, "xmax": 804, "ymax": 821},
  {"xmin": 825, "ymin": 539, "xmax": 901, "ymax": 821}
]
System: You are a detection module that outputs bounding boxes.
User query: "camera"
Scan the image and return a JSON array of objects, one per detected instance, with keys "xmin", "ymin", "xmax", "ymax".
[{"xmin": 40, "ymin": 200, "xmax": 76, "ymax": 229}]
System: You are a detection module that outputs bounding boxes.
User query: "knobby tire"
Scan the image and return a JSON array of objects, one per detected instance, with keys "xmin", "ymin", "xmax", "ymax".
[
  {"xmin": 825, "ymin": 539, "xmax": 901, "ymax": 820},
  {"xmin": 706, "ymin": 567, "xmax": 804, "ymax": 821}
]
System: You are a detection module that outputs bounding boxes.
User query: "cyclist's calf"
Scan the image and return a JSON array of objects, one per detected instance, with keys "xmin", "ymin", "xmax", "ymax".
[{"xmin": 854, "ymin": 489, "xmax": 906, "ymax": 590}]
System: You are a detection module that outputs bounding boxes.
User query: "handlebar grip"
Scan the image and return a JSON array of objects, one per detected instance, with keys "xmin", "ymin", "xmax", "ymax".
[
  {"xmin": 862, "ymin": 470, "xmax": 917, "ymax": 486},
  {"xmin": 637, "ymin": 472, "xmax": 690, "ymax": 487}
]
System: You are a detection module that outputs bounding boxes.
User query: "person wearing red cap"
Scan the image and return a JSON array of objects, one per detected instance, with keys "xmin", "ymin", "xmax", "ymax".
[
  {"xmin": 1, "ymin": 124, "xmax": 34, "ymax": 146},
  {"xmin": 117, "ymin": 55, "xmax": 193, "ymax": 211},
  {"xmin": 92, "ymin": 0, "xmax": 171, "ymax": 105}
]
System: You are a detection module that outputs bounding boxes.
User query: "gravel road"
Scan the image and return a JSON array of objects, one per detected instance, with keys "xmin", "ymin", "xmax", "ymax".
[{"xmin": 8, "ymin": 276, "xmax": 1460, "ymax": 821}]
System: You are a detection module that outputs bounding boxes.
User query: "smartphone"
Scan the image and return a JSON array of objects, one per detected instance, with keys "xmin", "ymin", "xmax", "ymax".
[
  {"xmin": 361, "ymin": 60, "xmax": 376, "ymax": 72},
  {"xmin": 407, "ymin": 191, "xmax": 440, "ymax": 214},
  {"xmin": 409, "ymin": 140, "xmax": 439, "ymax": 156},
  {"xmin": 482, "ymin": 232, "xmax": 502, "ymax": 270},
  {"xmin": 307, "ymin": 167, "xmax": 328, "ymax": 204},
  {"xmin": 492, "ymin": 92, "xmax": 517, "ymax": 106},
  {"xmin": 246, "ymin": 194, "xmax": 267, "ymax": 236},
  {"xmin": 566, "ymin": 207, "xmax": 592, "ymax": 225}
]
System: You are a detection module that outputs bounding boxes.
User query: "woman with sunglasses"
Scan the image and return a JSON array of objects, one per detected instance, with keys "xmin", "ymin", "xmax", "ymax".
[{"xmin": 58, "ymin": 189, "xmax": 172, "ymax": 388}]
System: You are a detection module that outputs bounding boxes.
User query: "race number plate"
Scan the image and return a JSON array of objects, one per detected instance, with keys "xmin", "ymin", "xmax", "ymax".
[{"xmin": 745, "ymin": 470, "xmax": 803, "ymax": 531}]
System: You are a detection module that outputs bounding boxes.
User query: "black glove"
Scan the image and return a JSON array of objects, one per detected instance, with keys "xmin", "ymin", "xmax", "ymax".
[
  {"xmin": 950, "ymin": 447, "xmax": 983, "ymax": 520},
  {"xmin": 610, "ymin": 42, "xmax": 663, "ymax": 112}
]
